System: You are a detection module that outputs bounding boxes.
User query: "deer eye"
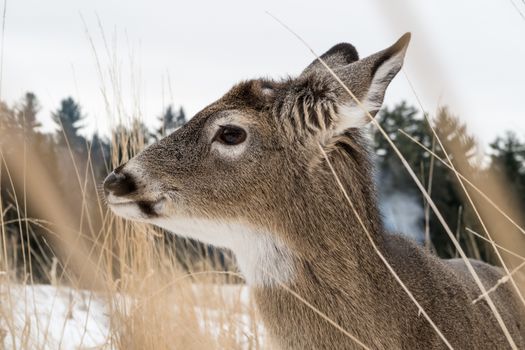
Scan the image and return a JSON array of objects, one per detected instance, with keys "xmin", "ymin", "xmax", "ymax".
[{"xmin": 214, "ymin": 125, "xmax": 247, "ymax": 146}]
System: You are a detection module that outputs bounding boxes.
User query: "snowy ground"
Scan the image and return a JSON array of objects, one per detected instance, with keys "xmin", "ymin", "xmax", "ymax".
[
  {"xmin": 0, "ymin": 285, "xmax": 111, "ymax": 349},
  {"xmin": 0, "ymin": 284, "xmax": 257, "ymax": 349}
]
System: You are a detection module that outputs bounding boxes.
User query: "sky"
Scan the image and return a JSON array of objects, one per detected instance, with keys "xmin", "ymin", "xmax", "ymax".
[{"xmin": 2, "ymin": 0, "xmax": 525, "ymax": 146}]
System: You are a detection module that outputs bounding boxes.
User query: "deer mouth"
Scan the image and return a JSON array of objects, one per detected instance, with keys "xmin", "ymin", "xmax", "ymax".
[
  {"xmin": 106, "ymin": 193, "xmax": 135, "ymax": 205},
  {"xmin": 107, "ymin": 197, "xmax": 166, "ymax": 219}
]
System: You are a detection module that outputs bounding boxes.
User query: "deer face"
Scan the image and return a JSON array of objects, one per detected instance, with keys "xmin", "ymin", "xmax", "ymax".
[
  {"xmin": 104, "ymin": 80, "xmax": 290, "ymax": 232},
  {"xmin": 104, "ymin": 34, "xmax": 410, "ymax": 284}
]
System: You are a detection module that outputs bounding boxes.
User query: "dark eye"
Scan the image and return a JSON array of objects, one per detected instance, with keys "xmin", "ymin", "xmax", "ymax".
[{"xmin": 214, "ymin": 125, "xmax": 247, "ymax": 145}]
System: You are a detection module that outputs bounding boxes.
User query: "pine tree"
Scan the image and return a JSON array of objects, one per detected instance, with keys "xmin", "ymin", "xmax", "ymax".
[
  {"xmin": 89, "ymin": 133, "xmax": 111, "ymax": 180},
  {"xmin": 434, "ymin": 107, "xmax": 479, "ymax": 167},
  {"xmin": 157, "ymin": 105, "xmax": 176, "ymax": 137},
  {"xmin": 16, "ymin": 92, "xmax": 41, "ymax": 133},
  {"xmin": 374, "ymin": 102, "xmax": 486, "ymax": 260},
  {"xmin": 157, "ymin": 105, "xmax": 187, "ymax": 138},
  {"xmin": 1, "ymin": 96, "xmax": 59, "ymax": 281},
  {"xmin": 51, "ymin": 97, "xmax": 86, "ymax": 150},
  {"xmin": 490, "ymin": 131, "xmax": 525, "ymax": 207},
  {"xmin": 176, "ymin": 106, "xmax": 186, "ymax": 128},
  {"xmin": 430, "ymin": 108, "xmax": 485, "ymax": 260},
  {"xmin": 132, "ymin": 119, "xmax": 154, "ymax": 146},
  {"xmin": 375, "ymin": 101, "xmax": 428, "ymax": 193},
  {"xmin": 0, "ymin": 100, "xmax": 16, "ymax": 134}
]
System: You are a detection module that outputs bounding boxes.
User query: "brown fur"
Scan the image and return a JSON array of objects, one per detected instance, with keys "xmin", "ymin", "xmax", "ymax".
[{"xmin": 105, "ymin": 34, "xmax": 525, "ymax": 349}]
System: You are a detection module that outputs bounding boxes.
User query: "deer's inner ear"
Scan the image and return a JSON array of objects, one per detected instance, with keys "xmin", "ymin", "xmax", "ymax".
[{"xmin": 329, "ymin": 33, "xmax": 411, "ymax": 134}]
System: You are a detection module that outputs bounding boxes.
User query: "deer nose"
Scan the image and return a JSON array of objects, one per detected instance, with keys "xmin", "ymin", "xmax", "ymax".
[{"xmin": 103, "ymin": 171, "xmax": 136, "ymax": 197}]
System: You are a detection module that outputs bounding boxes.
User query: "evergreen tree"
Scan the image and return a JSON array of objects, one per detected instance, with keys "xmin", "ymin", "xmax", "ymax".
[
  {"xmin": 0, "ymin": 101, "xmax": 16, "ymax": 138},
  {"xmin": 176, "ymin": 106, "xmax": 186, "ymax": 128},
  {"xmin": 16, "ymin": 92, "xmax": 41, "ymax": 133},
  {"xmin": 1, "ymin": 95, "xmax": 59, "ymax": 281},
  {"xmin": 489, "ymin": 131, "xmax": 525, "ymax": 207},
  {"xmin": 132, "ymin": 119, "xmax": 154, "ymax": 146},
  {"xmin": 430, "ymin": 108, "xmax": 485, "ymax": 259},
  {"xmin": 375, "ymin": 101, "xmax": 427, "ymax": 194},
  {"xmin": 89, "ymin": 133, "xmax": 111, "ymax": 180},
  {"xmin": 157, "ymin": 105, "xmax": 176, "ymax": 137},
  {"xmin": 157, "ymin": 105, "xmax": 187, "ymax": 138},
  {"xmin": 374, "ymin": 102, "xmax": 486, "ymax": 260},
  {"xmin": 51, "ymin": 97, "xmax": 86, "ymax": 150},
  {"xmin": 113, "ymin": 119, "xmax": 154, "ymax": 164},
  {"xmin": 433, "ymin": 108, "xmax": 479, "ymax": 167}
]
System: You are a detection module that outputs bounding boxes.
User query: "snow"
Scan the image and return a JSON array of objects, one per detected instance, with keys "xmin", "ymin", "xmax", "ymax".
[
  {"xmin": 0, "ymin": 283, "xmax": 260, "ymax": 350},
  {"xmin": 0, "ymin": 285, "xmax": 110, "ymax": 349}
]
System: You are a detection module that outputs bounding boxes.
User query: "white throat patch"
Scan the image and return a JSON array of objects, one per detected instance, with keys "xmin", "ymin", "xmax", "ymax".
[{"xmin": 151, "ymin": 217, "xmax": 296, "ymax": 287}]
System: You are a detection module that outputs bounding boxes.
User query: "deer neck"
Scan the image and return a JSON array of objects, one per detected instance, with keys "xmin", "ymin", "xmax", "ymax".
[
  {"xmin": 226, "ymin": 177, "xmax": 387, "ymax": 289},
  {"xmin": 247, "ymin": 199, "xmax": 395, "ymax": 350},
  {"xmin": 241, "ymin": 151, "xmax": 398, "ymax": 348}
]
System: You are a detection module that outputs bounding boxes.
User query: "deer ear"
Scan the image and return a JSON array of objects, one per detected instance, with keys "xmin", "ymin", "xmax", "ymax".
[
  {"xmin": 302, "ymin": 43, "xmax": 359, "ymax": 75},
  {"xmin": 331, "ymin": 33, "xmax": 411, "ymax": 133}
]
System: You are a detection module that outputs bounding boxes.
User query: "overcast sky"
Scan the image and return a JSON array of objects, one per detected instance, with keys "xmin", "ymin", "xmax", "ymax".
[{"xmin": 2, "ymin": 0, "xmax": 525, "ymax": 146}]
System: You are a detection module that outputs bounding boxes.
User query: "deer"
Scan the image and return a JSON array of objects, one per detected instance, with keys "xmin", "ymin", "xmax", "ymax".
[{"xmin": 103, "ymin": 33, "xmax": 525, "ymax": 349}]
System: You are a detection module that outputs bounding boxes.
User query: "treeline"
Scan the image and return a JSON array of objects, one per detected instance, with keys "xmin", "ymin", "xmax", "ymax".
[
  {"xmin": 376, "ymin": 102, "xmax": 525, "ymax": 262},
  {"xmin": 0, "ymin": 92, "xmax": 188, "ymax": 281},
  {"xmin": 1, "ymin": 93, "xmax": 525, "ymax": 282}
]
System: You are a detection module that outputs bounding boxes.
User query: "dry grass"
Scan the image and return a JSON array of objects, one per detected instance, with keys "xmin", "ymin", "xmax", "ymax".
[
  {"xmin": 0, "ymin": 119, "xmax": 265, "ymax": 349},
  {"xmin": 1, "ymin": 19, "xmax": 266, "ymax": 349},
  {"xmin": 0, "ymin": 13, "xmax": 524, "ymax": 350}
]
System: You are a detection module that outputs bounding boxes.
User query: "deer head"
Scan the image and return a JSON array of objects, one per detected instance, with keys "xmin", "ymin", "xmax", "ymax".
[{"xmin": 104, "ymin": 33, "xmax": 411, "ymax": 285}]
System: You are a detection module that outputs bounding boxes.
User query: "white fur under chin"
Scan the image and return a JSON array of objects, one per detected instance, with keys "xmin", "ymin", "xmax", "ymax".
[
  {"xmin": 109, "ymin": 202, "xmax": 148, "ymax": 220},
  {"xmin": 151, "ymin": 217, "xmax": 296, "ymax": 287}
]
